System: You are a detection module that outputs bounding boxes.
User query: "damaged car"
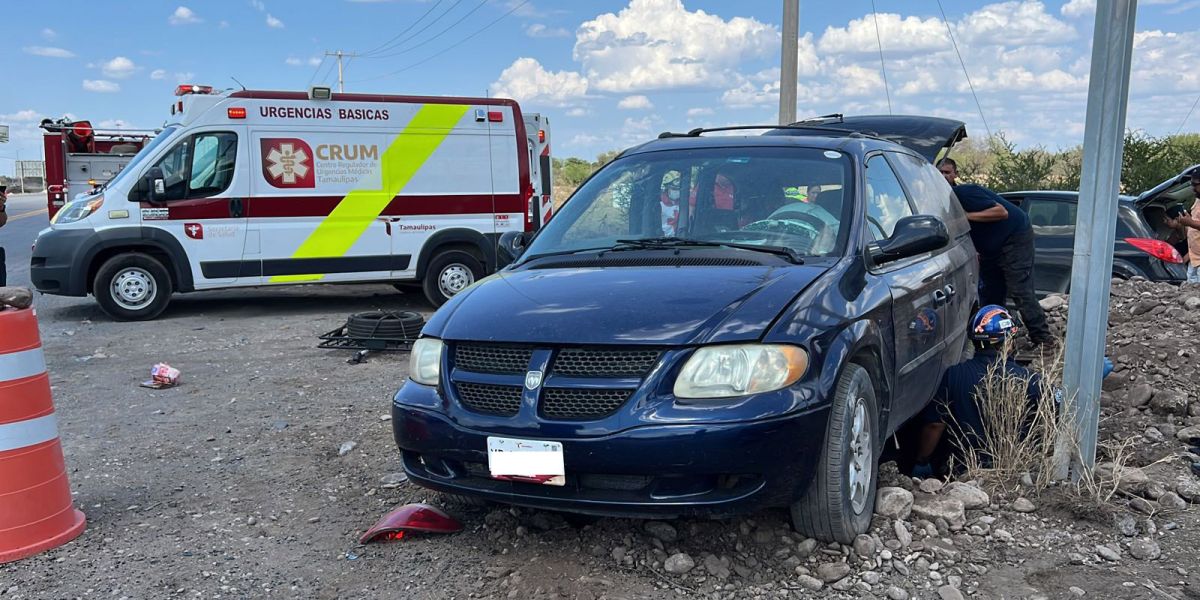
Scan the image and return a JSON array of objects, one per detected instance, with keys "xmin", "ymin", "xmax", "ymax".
[{"xmin": 392, "ymin": 116, "xmax": 978, "ymax": 543}]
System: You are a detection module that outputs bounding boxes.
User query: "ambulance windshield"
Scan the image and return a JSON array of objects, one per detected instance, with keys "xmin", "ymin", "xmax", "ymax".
[
  {"xmin": 102, "ymin": 126, "xmax": 180, "ymax": 191},
  {"xmin": 524, "ymin": 146, "xmax": 852, "ymax": 260}
]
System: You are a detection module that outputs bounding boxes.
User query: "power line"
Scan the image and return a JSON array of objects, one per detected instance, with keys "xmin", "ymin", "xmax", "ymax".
[
  {"xmin": 360, "ymin": 0, "xmax": 446, "ymax": 57},
  {"xmin": 361, "ymin": 0, "xmax": 468, "ymax": 58},
  {"xmin": 870, "ymin": 0, "xmax": 893, "ymax": 115},
  {"xmin": 363, "ymin": 0, "xmax": 489, "ymax": 60},
  {"xmin": 1175, "ymin": 92, "xmax": 1200, "ymax": 136},
  {"xmin": 306, "ymin": 55, "xmax": 328, "ymax": 88},
  {"xmin": 349, "ymin": 0, "xmax": 530, "ymax": 84},
  {"xmin": 936, "ymin": 0, "xmax": 992, "ymax": 139}
]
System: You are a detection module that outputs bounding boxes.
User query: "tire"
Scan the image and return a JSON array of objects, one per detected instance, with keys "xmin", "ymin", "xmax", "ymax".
[
  {"xmin": 92, "ymin": 253, "xmax": 173, "ymax": 321},
  {"xmin": 346, "ymin": 311, "xmax": 425, "ymax": 339},
  {"xmin": 791, "ymin": 362, "xmax": 879, "ymax": 544},
  {"xmin": 422, "ymin": 249, "xmax": 484, "ymax": 308}
]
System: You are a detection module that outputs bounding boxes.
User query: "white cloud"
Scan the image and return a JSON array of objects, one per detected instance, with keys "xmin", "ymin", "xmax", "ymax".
[
  {"xmin": 720, "ymin": 81, "xmax": 779, "ymax": 108},
  {"xmin": 1, "ymin": 110, "xmax": 42, "ymax": 123},
  {"xmin": 82, "ymin": 79, "xmax": 121, "ymax": 93},
  {"xmin": 1061, "ymin": 0, "xmax": 1094, "ymax": 17},
  {"xmin": 958, "ymin": 2, "xmax": 1076, "ymax": 46},
  {"xmin": 41, "ymin": 28, "xmax": 56, "ymax": 40},
  {"xmin": 525, "ymin": 23, "xmax": 570, "ymax": 38},
  {"xmin": 150, "ymin": 69, "xmax": 167, "ymax": 80},
  {"xmin": 97, "ymin": 119, "xmax": 132, "ymax": 129},
  {"xmin": 574, "ymin": 0, "xmax": 777, "ymax": 92},
  {"xmin": 565, "ymin": 107, "xmax": 589, "ymax": 117},
  {"xmin": 175, "ymin": 72, "xmax": 196, "ymax": 84},
  {"xmin": 617, "ymin": 95, "xmax": 654, "ymax": 110},
  {"xmin": 491, "ymin": 58, "xmax": 588, "ymax": 107},
  {"xmin": 168, "ymin": 6, "xmax": 201, "ymax": 25},
  {"xmin": 818, "ymin": 13, "xmax": 948, "ymax": 55},
  {"xmin": 266, "ymin": 14, "xmax": 284, "ymax": 28},
  {"xmin": 286, "ymin": 56, "xmax": 322, "ymax": 67},
  {"xmin": 686, "ymin": 107, "xmax": 714, "ymax": 117},
  {"xmin": 250, "ymin": 0, "xmax": 266, "ymax": 10},
  {"xmin": 219, "ymin": 20, "xmax": 230, "ymax": 28},
  {"xmin": 101, "ymin": 56, "xmax": 137, "ymax": 79},
  {"xmin": 23, "ymin": 46, "xmax": 74, "ymax": 58}
]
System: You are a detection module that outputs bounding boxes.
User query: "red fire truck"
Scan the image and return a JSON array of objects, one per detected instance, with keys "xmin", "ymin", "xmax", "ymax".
[{"xmin": 40, "ymin": 118, "xmax": 157, "ymax": 219}]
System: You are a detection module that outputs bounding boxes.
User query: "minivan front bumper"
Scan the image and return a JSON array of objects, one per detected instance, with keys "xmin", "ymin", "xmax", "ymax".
[{"xmin": 392, "ymin": 382, "xmax": 831, "ymax": 518}]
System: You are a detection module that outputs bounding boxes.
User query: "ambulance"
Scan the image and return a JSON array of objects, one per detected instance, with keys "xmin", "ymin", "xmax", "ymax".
[{"xmin": 30, "ymin": 85, "xmax": 547, "ymax": 320}]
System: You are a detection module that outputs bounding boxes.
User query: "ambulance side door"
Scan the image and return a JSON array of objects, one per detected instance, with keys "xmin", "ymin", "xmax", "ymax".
[
  {"xmin": 139, "ymin": 127, "xmax": 249, "ymax": 288},
  {"xmin": 247, "ymin": 128, "xmax": 397, "ymax": 285}
]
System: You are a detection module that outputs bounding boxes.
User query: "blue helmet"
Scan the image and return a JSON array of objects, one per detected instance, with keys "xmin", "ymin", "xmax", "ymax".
[{"xmin": 970, "ymin": 304, "xmax": 1019, "ymax": 343}]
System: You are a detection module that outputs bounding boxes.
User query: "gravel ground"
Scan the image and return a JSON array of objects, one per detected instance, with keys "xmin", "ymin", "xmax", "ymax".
[{"xmin": 1, "ymin": 279, "xmax": 1198, "ymax": 600}]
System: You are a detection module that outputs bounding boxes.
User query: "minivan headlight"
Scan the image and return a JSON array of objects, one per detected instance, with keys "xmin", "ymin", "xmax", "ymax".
[
  {"xmin": 674, "ymin": 344, "xmax": 808, "ymax": 399},
  {"xmin": 52, "ymin": 195, "xmax": 104, "ymax": 225},
  {"xmin": 409, "ymin": 338, "xmax": 444, "ymax": 386}
]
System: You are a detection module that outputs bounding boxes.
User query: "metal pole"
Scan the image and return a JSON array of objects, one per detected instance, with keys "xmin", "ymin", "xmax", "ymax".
[
  {"xmin": 336, "ymin": 50, "xmax": 344, "ymax": 93},
  {"xmin": 1057, "ymin": 0, "xmax": 1138, "ymax": 479},
  {"xmin": 779, "ymin": 0, "xmax": 799, "ymax": 125}
]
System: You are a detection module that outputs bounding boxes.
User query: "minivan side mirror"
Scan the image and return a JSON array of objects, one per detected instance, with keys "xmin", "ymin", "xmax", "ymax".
[
  {"xmin": 498, "ymin": 231, "xmax": 531, "ymax": 266},
  {"xmin": 867, "ymin": 215, "xmax": 949, "ymax": 265}
]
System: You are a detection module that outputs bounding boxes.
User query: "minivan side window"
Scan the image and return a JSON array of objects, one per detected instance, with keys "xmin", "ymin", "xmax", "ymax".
[
  {"xmin": 865, "ymin": 155, "xmax": 915, "ymax": 239},
  {"xmin": 887, "ymin": 151, "xmax": 970, "ymax": 239},
  {"xmin": 149, "ymin": 132, "xmax": 237, "ymax": 201}
]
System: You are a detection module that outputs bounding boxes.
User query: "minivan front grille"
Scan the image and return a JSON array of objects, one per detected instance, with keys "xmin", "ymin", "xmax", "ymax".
[
  {"xmin": 541, "ymin": 388, "xmax": 632, "ymax": 420},
  {"xmin": 454, "ymin": 344, "xmax": 534, "ymax": 375},
  {"xmin": 553, "ymin": 348, "xmax": 662, "ymax": 378},
  {"xmin": 455, "ymin": 382, "xmax": 522, "ymax": 416}
]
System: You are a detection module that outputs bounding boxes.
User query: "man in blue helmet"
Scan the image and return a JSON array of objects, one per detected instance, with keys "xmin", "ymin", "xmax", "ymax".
[{"xmin": 911, "ymin": 305, "xmax": 1043, "ymax": 478}]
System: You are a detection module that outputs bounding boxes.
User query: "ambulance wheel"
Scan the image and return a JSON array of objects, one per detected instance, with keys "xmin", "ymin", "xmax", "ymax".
[
  {"xmin": 93, "ymin": 253, "xmax": 173, "ymax": 321},
  {"xmin": 790, "ymin": 362, "xmax": 878, "ymax": 544},
  {"xmin": 423, "ymin": 249, "xmax": 483, "ymax": 307}
]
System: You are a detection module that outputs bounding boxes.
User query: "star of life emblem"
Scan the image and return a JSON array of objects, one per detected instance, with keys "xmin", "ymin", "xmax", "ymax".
[{"xmin": 266, "ymin": 143, "xmax": 310, "ymax": 184}]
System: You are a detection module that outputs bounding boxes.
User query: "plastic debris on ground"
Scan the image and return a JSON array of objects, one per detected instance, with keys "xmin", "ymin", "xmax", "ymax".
[{"xmin": 140, "ymin": 362, "xmax": 181, "ymax": 389}]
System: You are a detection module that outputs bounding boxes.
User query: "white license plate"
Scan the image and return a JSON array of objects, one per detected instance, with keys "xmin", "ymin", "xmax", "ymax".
[{"xmin": 487, "ymin": 436, "xmax": 565, "ymax": 486}]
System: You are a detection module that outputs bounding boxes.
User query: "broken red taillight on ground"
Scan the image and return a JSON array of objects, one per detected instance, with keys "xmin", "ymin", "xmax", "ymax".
[
  {"xmin": 1125, "ymin": 237, "xmax": 1185, "ymax": 264},
  {"xmin": 359, "ymin": 503, "xmax": 463, "ymax": 544}
]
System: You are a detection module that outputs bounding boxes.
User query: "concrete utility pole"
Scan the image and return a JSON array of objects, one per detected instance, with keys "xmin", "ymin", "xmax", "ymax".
[
  {"xmin": 1057, "ymin": 0, "xmax": 1138, "ymax": 479},
  {"xmin": 325, "ymin": 50, "xmax": 359, "ymax": 93},
  {"xmin": 779, "ymin": 0, "xmax": 799, "ymax": 125}
]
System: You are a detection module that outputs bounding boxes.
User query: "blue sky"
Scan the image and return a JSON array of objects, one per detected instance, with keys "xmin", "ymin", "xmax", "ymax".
[{"xmin": 3, "ymin": 0, "xmax": 1200, "ymax": 175}]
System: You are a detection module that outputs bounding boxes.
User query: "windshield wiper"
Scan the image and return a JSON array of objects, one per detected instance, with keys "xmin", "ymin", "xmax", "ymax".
[
  {"xmin": 518, "ymin": 245, "xmax": 617, "ymax": 264},
  {"xmin": 613, "ymin": 237, "xmax": 803, "ymax": 264}
]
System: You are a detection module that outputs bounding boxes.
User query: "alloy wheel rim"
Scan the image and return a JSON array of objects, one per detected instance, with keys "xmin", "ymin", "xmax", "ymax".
[{"xmin": 847, "ymin": 396, "xmax": 873, "ymax": 514}]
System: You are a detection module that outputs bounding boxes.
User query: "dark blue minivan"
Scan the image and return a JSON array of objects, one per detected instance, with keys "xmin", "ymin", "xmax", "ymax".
[{"xmin": 392, "ymin": 116, "xmax": 978, "ymax": 543}]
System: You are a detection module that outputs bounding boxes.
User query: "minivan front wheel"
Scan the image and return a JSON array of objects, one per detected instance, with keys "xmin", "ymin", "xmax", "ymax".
[
  {"xmin": 791, "ymin": 362, "xmax": 879, "ymax": 544},
  {"xmin": 93, "ymin": 253, "xmax": 173, "ymax": 321}
]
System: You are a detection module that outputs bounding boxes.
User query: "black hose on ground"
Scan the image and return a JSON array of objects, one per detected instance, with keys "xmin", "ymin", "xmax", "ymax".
[{"xmin": 346, "ymin": 311, "xmax": 425, "ymax": 340}]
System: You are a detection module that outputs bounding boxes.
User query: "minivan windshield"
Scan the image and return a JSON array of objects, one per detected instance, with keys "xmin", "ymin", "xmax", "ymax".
[
  {"xmin": 522, "ymin": 146, "xmax": 853, "ymax": 262},
  {"xmin": 102, "ymin": 125, "xmax": 179, "ymax": 191}
]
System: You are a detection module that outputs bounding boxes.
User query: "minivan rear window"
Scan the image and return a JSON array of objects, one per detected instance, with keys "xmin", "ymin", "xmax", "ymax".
[{"xmin": 526, "ymin": 146, "xmax": 854, "ymax": 259}]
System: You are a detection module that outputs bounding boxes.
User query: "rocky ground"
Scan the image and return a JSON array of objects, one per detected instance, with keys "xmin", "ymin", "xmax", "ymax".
[{"xmin": 0, "ymin": 279, "xmax": 1198, "ymax": 600}]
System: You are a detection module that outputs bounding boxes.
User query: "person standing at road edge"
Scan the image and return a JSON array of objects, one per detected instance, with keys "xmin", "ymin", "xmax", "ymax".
[
  {"xmin": 1165, "ymin": 171, "xmax": 1200, "ymax": 284},
  {"xmin": 938, "ymin": 158, "xmax": 1054, "ymax": 350}
]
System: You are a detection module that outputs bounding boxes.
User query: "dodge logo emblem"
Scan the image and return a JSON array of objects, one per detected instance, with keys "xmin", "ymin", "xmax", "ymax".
[{"xmin": 524, "ymin": 370, "xmax": 543, "ymax": 390}]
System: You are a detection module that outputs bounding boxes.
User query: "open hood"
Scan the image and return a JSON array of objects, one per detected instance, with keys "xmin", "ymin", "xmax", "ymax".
[
  {"xmin": 767, "ymin": 115, "xmax": 967, "ymax": 164},
  {"xmin": 1135, "ymin": 164, "xmax": 1200, "ymax": 207}
]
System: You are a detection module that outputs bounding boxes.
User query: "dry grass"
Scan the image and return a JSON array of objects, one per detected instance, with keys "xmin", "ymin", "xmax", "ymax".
[{"xmin": 948, "ymin": 339, "xmax": 1136, "ymax": 504}]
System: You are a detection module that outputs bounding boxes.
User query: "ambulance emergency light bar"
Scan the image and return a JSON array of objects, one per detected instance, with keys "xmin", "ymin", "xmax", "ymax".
[{"xmin": 175, "ymin": 84, "xmax": 214, "ymax": 96}]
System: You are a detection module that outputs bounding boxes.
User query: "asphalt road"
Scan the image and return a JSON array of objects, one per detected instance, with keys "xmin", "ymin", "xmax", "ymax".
[{"xmin": 2, "ymin": 192, "xmax": 49, "ymax": 288}]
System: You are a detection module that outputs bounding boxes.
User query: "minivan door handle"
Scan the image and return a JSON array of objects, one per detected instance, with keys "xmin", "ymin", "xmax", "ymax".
[
  {"xmin": 932, "ymin": 289, "xmax": 948, "ymax": 306},
  {"xmin": 943, "ymin": 284, "xmax": 956, "ymax": 299},
  {"xmin": 229, "ymin": 198, "xmax": 244, "ymax": 218}
]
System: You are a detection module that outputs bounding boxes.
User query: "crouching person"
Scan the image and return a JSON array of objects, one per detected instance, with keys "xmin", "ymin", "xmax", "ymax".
[{"xmin": 910, "ymin": 305, "xmax": 1043, "ymax": 478}]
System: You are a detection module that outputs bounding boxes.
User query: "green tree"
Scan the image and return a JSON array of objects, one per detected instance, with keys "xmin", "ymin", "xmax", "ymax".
[{"xmin": 985, "ymin": 133, "xmax": 1059, "ymax": 193}]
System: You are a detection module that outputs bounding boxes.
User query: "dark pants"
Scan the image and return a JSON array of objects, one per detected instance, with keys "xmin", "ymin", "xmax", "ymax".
[
  {"xmin": 979, "ymin": 227, "xmax": 1052, "ymax": 343},
  {"xmin": 0, "ymin": 246, "xmax": 5, "ymax": 287}
]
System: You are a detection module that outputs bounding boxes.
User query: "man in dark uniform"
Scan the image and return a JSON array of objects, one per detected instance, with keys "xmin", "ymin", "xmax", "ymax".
[
  {"xmin": 938, "ymin": 158, "xmax": 1054, "ymax": 350},
  {"xmin": 0, "ymin": 186, "xmax": 8, "ymax": 286},
  {"xmin": 911, "ymin": 305, "xmax": 1042, "ymax": 477}
]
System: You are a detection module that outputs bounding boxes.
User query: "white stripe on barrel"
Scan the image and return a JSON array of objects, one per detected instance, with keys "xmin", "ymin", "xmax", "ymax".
[
  {"xmin": 0, "ymin": 347, "xmax": 47, "ymax": 382},
  {"xmin": 0, "ymin": 413, "xmax": 59, "ymax": 453}
]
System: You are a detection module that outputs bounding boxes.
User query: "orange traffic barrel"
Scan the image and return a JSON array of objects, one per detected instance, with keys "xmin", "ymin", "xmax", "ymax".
[{"xmin": 0, "ymin": 306, "xmax": 86, "ymax": 564}]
